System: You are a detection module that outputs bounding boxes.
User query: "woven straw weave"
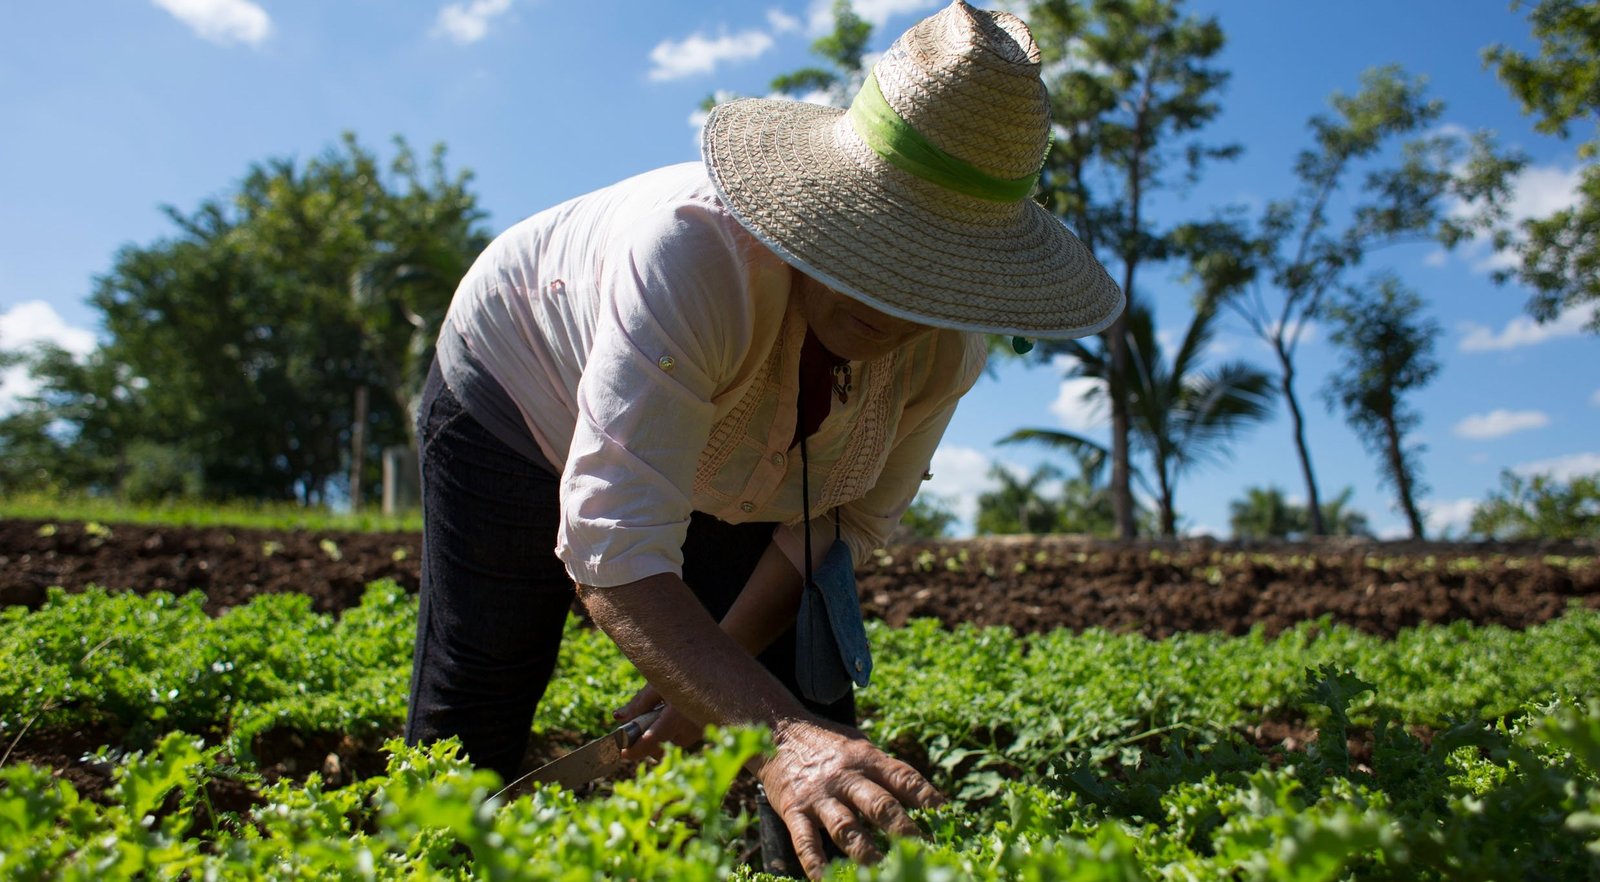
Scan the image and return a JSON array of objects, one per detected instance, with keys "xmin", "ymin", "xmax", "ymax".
[{"xmin": 702, "ymin": 0, "xmax": 1123, "ymax": 339}]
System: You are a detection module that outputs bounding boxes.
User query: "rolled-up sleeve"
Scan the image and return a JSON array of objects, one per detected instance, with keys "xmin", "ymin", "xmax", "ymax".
[{"xmin": 558, "ymin": 206, "xmax": 750, "ymax": 587}]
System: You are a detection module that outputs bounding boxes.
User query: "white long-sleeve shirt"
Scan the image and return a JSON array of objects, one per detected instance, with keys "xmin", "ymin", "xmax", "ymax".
[{"xmin": 441, "ymin": 162, "xmax": 986, "ymax": 588}]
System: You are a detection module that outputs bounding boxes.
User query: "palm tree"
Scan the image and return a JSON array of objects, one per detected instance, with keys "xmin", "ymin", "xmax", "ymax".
[
  {"xmin": 1229, "ymin": 485, "xmax": 1306, "ymax": 539},
  {"xmin": 1004, "ymin": 296, "xmax": 1277, "ymax": 537},
  {"xmin": 975, "ymin": 463, "xmax": 1064, "ymax": 535}
]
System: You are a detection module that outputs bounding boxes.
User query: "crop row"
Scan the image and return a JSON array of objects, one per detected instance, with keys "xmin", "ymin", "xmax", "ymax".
[
  {"xmin": 872, "ymin": 542, "xmax": 1597, "ymax": 580},
  {"xmin": 3, "ymin": 583, "xmax": 1600, "ymax": 878}
]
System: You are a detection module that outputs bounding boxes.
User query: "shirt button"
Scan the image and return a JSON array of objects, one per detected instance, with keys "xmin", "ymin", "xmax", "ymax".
[
  {"xmin": 740, "ymin": 501, "xmax": 755, "ymax": 513},
  {"xmin": 658, "ymin": 355, "xmax": 675, "ymax": 372},
  {"xmin": 770, "ymin": 452, "xmax": 785, "ymax": 467}
]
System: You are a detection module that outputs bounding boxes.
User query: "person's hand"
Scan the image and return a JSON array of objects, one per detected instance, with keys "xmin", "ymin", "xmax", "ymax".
[
  {"xmin": 615, "ymin": 684, "xmax": 705, "ymax": 761},
  {"xmin": 756, "ymin": 717, "xmax": 945, "ymax": 879}
]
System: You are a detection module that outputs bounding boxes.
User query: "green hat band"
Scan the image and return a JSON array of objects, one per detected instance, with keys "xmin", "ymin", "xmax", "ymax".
[{"xmin": 846, "ymin": 72, "xmax": 1039, "ymax": 204}]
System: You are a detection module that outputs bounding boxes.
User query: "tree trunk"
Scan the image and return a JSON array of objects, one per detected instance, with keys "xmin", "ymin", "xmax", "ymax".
[
  {"xmin": 1383, "ymin": 414, "xmax": 1426, "ymax": 540},
  {"xmin": 1156, "ymin": 465, "xmax": 1175, "ymax": 538},
  {"xmin": 350, "ymin": 384, "xmax": 368, "ymax": 512},
  {"xmin": 1107, "ymin": 317, "xmax": 1135, "ymax": 539},
  {"xmin": 1277, "ymin": 346, "xmax": 1325, "ymax": 535}
]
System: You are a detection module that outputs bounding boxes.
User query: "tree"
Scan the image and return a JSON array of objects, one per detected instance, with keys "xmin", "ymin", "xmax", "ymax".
[
  {"xmin": 1028, "ymin": 0, "xmax": 1239, "ymax": 540},
  {"xmin": 896, "ymin": 492, "xmax": 960, "ymax": 540},
  {"xmin": 1470, "ymin": 469, "xmax": 1600, "ymax": 539},
  {"xmin": 975, "ymin": 463, "xmax": 1063, "ymax": 535},
  {"xmin": 0, "ymin": 343, "xmax": 152, "ymax": 495},
  {"xmin": 1005, "ymin": 295, "xmax": 1275, "ymax": 537},
  {"xmin": 1228, "ymin": 484, "xmax": 1370, "ymax": 540},
  {"xmin": 1317, "ymin": 487, "xmax": 1373, "ymax": 538},
  {"xmin": 704, "ymin": 0, "xmax": 871, "ymax": 114},
  {"xmin": 1183, "ymin": 66, "xmax": 1511, "ymax": 534},
  {"xmin": 1228, "ymin": 486, "xmax": 1304, "ymax": 540},
  {"xmin": 17, "ymin": 134, "xmax": 490, "ymax": 503},
  {"xmin": 770, "ymin": 0, "xmax": 871, "ymax": 105},
  {"xmin": 1482, "ymin": 0, "xmax": 1600, "ymax": 331},
  {"xmin": 1321, "ymin": 274, "xmax": 1441, "ymax": 540}
]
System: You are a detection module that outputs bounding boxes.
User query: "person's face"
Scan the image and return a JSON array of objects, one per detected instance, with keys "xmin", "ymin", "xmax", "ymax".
[{"xmin": 794, "ymin": 271, "xmax": 936, "ymax": 361}]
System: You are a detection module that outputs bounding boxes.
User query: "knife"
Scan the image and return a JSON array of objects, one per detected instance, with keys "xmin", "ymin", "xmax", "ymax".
[{"xmin": 495, "ymin": 706, "xmax": 664, "ymax": 799}]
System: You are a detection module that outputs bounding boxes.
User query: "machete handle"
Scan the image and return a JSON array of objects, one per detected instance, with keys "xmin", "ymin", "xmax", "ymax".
[{"xmin": 615, "ymin": 705, "xmax": 665, "ymax": 749}]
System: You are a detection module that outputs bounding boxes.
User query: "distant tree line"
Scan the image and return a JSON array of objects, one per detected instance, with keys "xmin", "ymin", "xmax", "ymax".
[
  {"xmin": 0, "ymin": 135, "xmax": 490, "ymax": 506},
  {"xmin": 4, "ymin": 0, "xmax": 1596, "ymax": 542},
  {"xmin": 793, "ymin": 0, "xmax": 1593, "ymax": 543}
]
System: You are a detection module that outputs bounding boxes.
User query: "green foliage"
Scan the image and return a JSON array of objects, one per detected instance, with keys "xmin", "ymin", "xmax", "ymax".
[
  {"xmin": 897, "ymin": 492, "xmax": 959, "ymax": 540},
  {"xmin": 1470, "ymin": 469, "xmax": 1600, "ymax": 539},
  {"xmin": 1321, "ymin": 275, "xmax": 1441, "ymax": 540},
  {"xmin": 1483, "ymin": 0, "xmax": 1600, "ymax": 331},
  {"xmin": 0, "ymin": 344, "xmax": 147, "ymax": 495},
  {"xmin": 4, "ymin": 578, "xmax": 1600, "ymax": 878},
  {"xmin": 714, "ymin": 0, "xmax": 871, "ymax": 112},
  {"xmin": 5, "ymin": 133, "xmax": 490, "ymax": 505},
  {"xmin": 1230, "ymin": 485, "xmax": 1304, "ymax": 539},
  {"xmin": 1180, "ymin": 65, "xmax": 1512, "ymax": 536},
  {"xmin": 975, "ymin": 463, "xmax": 1064, "ymax": 535},
  {"xmin": 118, "ymin": 441, "xmax": 204, "ymax": 503},
  {"xmin": 1027, "ymin": 0, "xmax": 1239, "ymax": 540},
  {"xmin": 0, "ymin": 491, "xmax": 423, "ymax": 532},
  {"xmin": 1229, "ymin": 485, "xmax": 1372, "ymax": 540},
  {"xmin": 1025, "ymin": 296, "xmax": 1276, "ymax": 537},
  {"xmin": 0, "ymin": 728, "xmax": 767, "ymax": 880},
  {"xmin": 993, "ymin": 433, "xmax": 1123, "ymax": 537}
]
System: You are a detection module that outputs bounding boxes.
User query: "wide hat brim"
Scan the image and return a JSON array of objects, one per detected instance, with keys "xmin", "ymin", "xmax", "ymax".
[{"xmin": 702, "ymin": 97, "xmax": 1124, "ymax": 340}]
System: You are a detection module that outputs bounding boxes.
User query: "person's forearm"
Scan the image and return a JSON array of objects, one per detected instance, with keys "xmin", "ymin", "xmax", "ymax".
[
  {"xmin": 578, "ymin": 572, "xmax": 810, "ymax": 731},
  {"xmin": 717, "ymin": 541, "xmax": 805, "ymax": 655}
]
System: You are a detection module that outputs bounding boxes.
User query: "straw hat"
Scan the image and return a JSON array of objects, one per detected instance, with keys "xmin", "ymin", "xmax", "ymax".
[{"xmin": 701, "ymin": 0, "xmax": 1122, "ymax": 339}]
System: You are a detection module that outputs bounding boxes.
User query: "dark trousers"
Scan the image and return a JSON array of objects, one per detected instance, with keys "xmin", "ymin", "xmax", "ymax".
[{"xmin": 404, "ymin": 364, "xmax": 854, "ymax": 784}]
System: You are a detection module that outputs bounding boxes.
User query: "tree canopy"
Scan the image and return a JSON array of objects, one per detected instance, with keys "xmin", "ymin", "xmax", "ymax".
[
  {"xmin": 2, "ymin": 134, "xmax": 489, "ymax": 503},
  {"xmin": 1483, "ymin": 0, "xmax": 1600, "ymax": 331}
]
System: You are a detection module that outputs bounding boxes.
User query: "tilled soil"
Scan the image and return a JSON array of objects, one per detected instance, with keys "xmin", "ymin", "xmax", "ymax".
[
  {"xmin": 4, "ymin": 518, "xmax": 1596, "ymax": 638},
  {"xmin": 4, "ymin": 517, "xmax": 1597, "ymax": 805}
]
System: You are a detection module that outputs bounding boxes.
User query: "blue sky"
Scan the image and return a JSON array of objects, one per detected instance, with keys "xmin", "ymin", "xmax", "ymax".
[{"xmin": 1, "ymin": 0, "xmax": 1595, "ymax": 538}]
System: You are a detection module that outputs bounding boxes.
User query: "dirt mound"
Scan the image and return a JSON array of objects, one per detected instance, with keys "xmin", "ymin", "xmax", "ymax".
[{"xmin": 3, "ymin": 518, "xmax": 1596, "ymax": 638}]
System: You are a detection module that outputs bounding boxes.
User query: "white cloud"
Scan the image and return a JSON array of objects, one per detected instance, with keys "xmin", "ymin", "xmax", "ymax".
[
  {"xmin": 1374, "ymin": 522, "xmax": 1411, "ymax": 540},
  {"xmin": 648, "ymin": 29, "xmax": 774, "ymax": 81},
  {"xmin": 1, "ymin": 302, "xmax": 95, "ymax": 357},
  {"xmin": 1592, "ymin": 388, "xmax": 1600, "ymax": 408},
  {"xmin": 1259, "ymin": 318, "xmax": 1318, "ymax": 351},
  {"xmin": 0, "ymin": 301, "xmax": 97, "ymax": 414},
  {"xmin": 1423, "ymin": 498, "xmax": 1478, "ymax": 538},
  {"xmin": 433, "ymin": 0, "xmax": 514, "ymax": 44},
  {"xmin": 767, "ymin": 8, "xmax": 802, "ymax": 33},
  {"xmin": 1458, "ymin": 302, "xmax": 1600, "ymax": 352},
  {"xmin": 1452, "ymin": 160, "xmax": 1585, "ymax": 273},
  {"xmin": 922, "ymin": 445, "xmax": 1003, "ymax": 531},
  {"xmin": 804, "ymin": 0, "xmax": 940, "ymax": 35},
  {"xmin": 811, "ymin": 0, "xmax": 940, "ymax": 32},
  {"xmin": 1513, "ymin": 452, "xmax": 1600, "ymax": 482},
  {"xmin": 1422, "ymin": 249, "xmax": 1449, "ymax": 268},
  {"xmin": 1048, "ymin": 376, "xmax": 1107, "ymax": 433},
  {"xmin": 151, "ymin": 0, "xmax": 271, "ymax": 46},
  {"xmin": 1503, "ymin": 163, "xmax": 1585, "ymax": 224},
  {"xmin": 1452, "ymin": 408, "xmax": 1550, "ymax": 440},
  {"xmin": 852, "ymin": 0, "xmax": 942, "ymax": 26}
]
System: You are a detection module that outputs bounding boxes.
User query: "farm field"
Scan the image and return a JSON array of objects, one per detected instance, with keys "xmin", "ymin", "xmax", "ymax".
[{"xmin": 3, "ymin": 517, "xmax": 1600, "ymax": 879}]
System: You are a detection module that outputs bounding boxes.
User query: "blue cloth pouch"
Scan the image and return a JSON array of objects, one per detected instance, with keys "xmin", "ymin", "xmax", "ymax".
[{"xmin": 795, "ymin": 538, "xmax": 872, "ymax": 705}]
